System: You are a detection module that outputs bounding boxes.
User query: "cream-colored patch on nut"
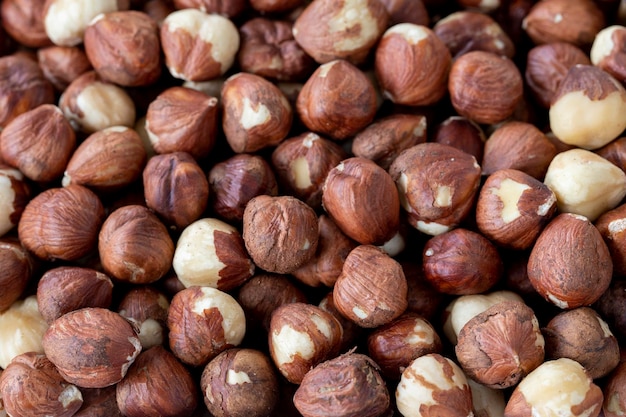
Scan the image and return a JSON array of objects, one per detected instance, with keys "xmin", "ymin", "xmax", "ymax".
[
  {"xmin": 302, "ymin": 133, "xmax": 318, "ymax": 148},
  {"xmin": 596, "ymin": 315, "xmax": 614, "ymax": 339},
  {"xmin": 491, "ymin": 178, "xmax": 531, "ymax": 224},
  {"xmin": 328, "ymin": 0, "xmax": 380, "ymax": 52},
  {"xmin": 405, "ymin": 319, "xmax": 435, "ymax": 346},
  {"xmin": 608, "ymin": 218, "xmax": 626, "ymax": 236},
  {"xmin": 192, "ymin": 287, "xmax": 246, "ymax": 345},
  {"xmin": 302, "ymin": 239, "xmax": 311, "ymax": 251},
  {"xmin": 606, "ymin": 392, "xmax": 624, "ymax": 415},
  {"xmin": 138, "ymin": 318, "xmax": 164, "ymax": 349},
  {"xmin": 554, "ymin": 13, "xmax": 563, "ymax": 23},
  {"xmin": 413, "ymin": 117, "xmax": 427, "ymax": 137},
  {"xmin": 73, "ymin": 83, "xmax": 136, "ymax": 133},
  {"xmin": 290, "ymin": 157, "xmax": 312, "ymax": 189},
  {"xmin": 352, "ymin": 306, "xmax": 369, "ymax": 319},
  {"xmin": 318, "ymin": 60, "xmax": 339, "ymax": 78},
  {"xmin": 310, "ymin": 313, "xmax": 333, "ymax": 339},
  {"xmin": 546, "ymin": 292, "xmax": 569, "ymax": 309},
  {"xmin": 58, "ymin": 385, "xmax": 82, "ymax": 409},
  {"xmin": 416, "ymin": 220, "xmax": 450, "ymax": 236},
  {"xmin": 434, "ymin": 185, "xmax": 453, "ymax": 207},
  {"xmin": 271, "ymin": 324, "xmax": 315, "ymax": 367},
  {"xmin": 226, "ymin": 369, "xmax": 252, "ymax": 385},
  {"xmin": 0, "ymin": 296, "xmax": 48, "ymax": 369},
  {"xmin": 379, "ymin": 231, "xmax": 405, "ymax": 257},
  {"xmin": 397, "ymin": 173, "xmax": 412, "ymax": 213},
  {"xmin": 44, "ymin": 0, "xmax": 119, "ymax": 46},
  {"xmin": 591, "ymin": 25, "xmax": 621, "ymax": 65},
  {"xmin": 240, "ymin": 97, "xmax": 271, "ymax": 130},
  {"xmin": 384, "ymin": 23, "xmax": 429, "ymax": 44},
  {"xmin": 479, "ymin": 0, "xmax": 500, "ymax": 11},
  {"xmin": 531, "ymin": 316, "xmax": 545, "ymax": 349},
  {"xmin": 537, "ymin": 193, "xmax": 557, "ymax": 217},
  {"xmin": 121, "ymin": 336, "xmax": 142, "ymax": 378},
  {"xmin": 0, "ymin": 169, "xmax": 22, "ymax": 236},
  {"xmin": 335, "ymin": 161, "xmax": 345, "ymax": 172}
]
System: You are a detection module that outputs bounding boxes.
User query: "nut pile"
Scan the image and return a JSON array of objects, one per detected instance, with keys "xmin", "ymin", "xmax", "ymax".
[{"xmin": 0, "ymin": 0, "xmax": 626, "ymax": 416}]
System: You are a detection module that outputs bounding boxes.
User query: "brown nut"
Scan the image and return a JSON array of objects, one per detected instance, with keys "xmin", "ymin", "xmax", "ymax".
[
  {"xmin": 432, "ymin": 116, "xmax": 486, "ymax": 163},
  {"xmin": 591, "ymin": 25, "xmax": 626, "ymax": 84},
  {"xmin": 0, "ymin": 238, "xmax": 34, "ymax": 312},
  {"xmin": 596, "ymin": 136, "xmax": 626, "ymax": 171},
  {"xmin": 403, "ymin": 261, "xmax": 446, "ymax": 321},
  {"xmin": 594, "ymin": 280, "xmax": 626, "ymax": 340},
  {"xmin": 603, "ymin": 361, "xmax": 626, "ymax": 417},
  {"xmin": 318, "ymin": 291, "xmax": 363, "ymax": 352},
  {"xmin": 171, "ymin": 0, "xmax": 247, "ymax": 18},
  {"xmin": 117, "ymin": 286, "xmax": 170, "ymax": 349},
  {"xmin": 0, "ymin": 166, "xmax": 31, "ymax": 237},
  {"xmin": 379, "ymin": 0, "xmax": 429, "ymax": 26},
  {"xmin": 37, "ymin": 45, "xmax": 93, "ymax": 92},
  {"xmin": 0, "ymin": 296, "xmax": 49, "ymax": 369},
  {"xmin": 42, "ymin": 307, "xmax": 141, "ymax": 388},
  {"xmin": 249, "ymin": 0, "xmax": 303, "ymax": 12},
  {"xmin": 595, "ymin": 203, "xmax": 626, "ymax": 276},
  {"xmin": 74, "ymin": 386, "xmax": 122, "ymax": 417},
  {"xmin": 0, "ymin": 0, "xmax": 51, "ymax": 48}
]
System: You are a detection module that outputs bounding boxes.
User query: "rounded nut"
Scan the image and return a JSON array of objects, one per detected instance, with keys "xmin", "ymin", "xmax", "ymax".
[
  {"xmin": 0, "ymin": 238, "xmax": 34, "ymax": 312},
  {"xmin": 0, "ymin": 0, "xmax": 51, "ymax": 48},
  {"xmin": 171, "ymin": 0, "xmax": 246, "ymax": 18},
  {"xmin": 593, "ymin": 279, "xmax": 626, "ymax": 341},
  {"xmin": 0, "ymin": 295, "xmax": 48, "ymax": 369},
  {"xmin": 117, "ymin": 286, "xmax": 170, "ymax": 350},
  {"xmin": 591, "ymin": 25, "xmax": 626, "ymax": 83},
  {"xmin": 603, "ymin": 362, "xmax": 626, "ymax": 417},
  {"xmin": 432, "ymin": 116, "xmax": 486, "ymax": 163},
  {"xmin": 37, "ymin": 45, "xmax": 93, "ymax": 92},
  {"xmin": 595, "ymin": 203, "xmax": 626, "ymax": 276},
  {"xmin": 379, "ymin": 0, "xmax": 429, "ymax": 26},
  {"xmin": 0, "ymin": 166, "xmax": 30, "ymax": 238}
]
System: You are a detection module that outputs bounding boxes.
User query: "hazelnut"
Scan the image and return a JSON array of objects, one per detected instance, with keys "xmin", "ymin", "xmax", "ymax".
[
  {"xmin": 594, "ymin": 279, "xmax": 626, "ymax": 339},
  {"xmin": 457, "ymin": 0, "xmax": 501, "ymax": 12},
  {"xmin": 294, "ymin": 353, "xmax": 390, "ymax": 417},
  {"xmin": 201, "ymin": 348, "xmax": 279, "ymax": 417},
  {"xmin": 142, "ymin": 0, "xmax": 174, "ymax": 25},
  {"xmin": 591, "ymin": 25, "xmax": 626, "ymax": 83},
  {"xmin": 0, "ymin": 166, "xmax": 30, "ymax": 238},
  {"xmin": 402, "ymin": 261, "xmax": 446, "ymax": 321},
  {"xmin": 249, "ymin": 0, "xmax": 303, "ymax": 13},
  {"xmin": 0, "ymin": 238, "xmax": 34, "ymax": 312},
  {"xmin": 468, "ymin": 379, "xmax": 506, "ymax": 417},
  {"xmin": 171, "ymin": 0, "xmax": 247, "ymax": 19},
  {"xmin": 596, "ymin": 136, "xmax": 626, "ymax": 171},
  {"xmin": 595, "ymin": 203, "xmax": 626, "ymax": 276},
  {"xmin": 116, "ymin": 346, "xmax": 198, "ymax": 417},
  {"xmin": 74, "ymin": 386, "xmax": 122, "ymax": 417},
  {"xmin": 117, "ymin": 286, "xmax": 170, "ymax": 349},
  {"xmin": 172, "ymin": 218, "xmax": 254, "ymax": 290},
  {"xmin": 379, "ymin": 0, "xmax": 429, "ymax": 26},
  {"xmin": 603, "ymin": 362, "xmax": 626, "ymax": 417},
  {"xmin": 0, "ymin": 295, "xmax": 48, "ymax": 369},
  {"xmin": 37, "ymin": 45, "xmax": 93, "ymax": 92},
  {"xmin": 318, "ymin": 291, "xmax": 363, "ymax": 352},
  {"xmin": 432, "ymin": 116, "xmax": 486, "ymax": 163},
  {"xmin": 42, "ymin": 307, "xmax": 141, "ymax": 388},
  {"xmin": 0, "ymin": 0, "xmax": 51, "ymax": 48},
  {"xmin": 527, "ymin": 213, "xmax": 613, "ymax": 309}
]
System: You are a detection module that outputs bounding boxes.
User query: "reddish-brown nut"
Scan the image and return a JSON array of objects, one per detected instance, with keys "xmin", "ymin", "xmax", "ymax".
[
  {"xmin": 294, "ymin": 353, "xmax": 390, "ymax": 417},
  {"xmin": 116, "ymin": 346, "xmax": 198, "ymax": 417},
  {"xmin": 0, "ymin": 0, "xmax": 51, "ymax": 48},
  {"xmin": 476, "ymin": 169, "xmax": 557, "ymax": 250},
  {"xmin": 423, "ymin": 228, "xmax": 503, "ymax": 295},
  {"xmin": 527, "ymin": 213, "xmax": 613, "ymax": 309},
  {"xmin": 432, "ymin": 116, "xmax": 486, "ymax": 163},
  {"xmin": 603, "ymin": 361, "xmax": 626, "ymax": 417},
  {"xmin": 42, "ymin": 307, "xmax": 141, "ymax": 388},
  {"xmin": 296, "ymin": 60, "xmax": 377, "ymax": 140},
  {"xmin": 18, "ymin": 185, "xmax": 105, "ymax": 261},
  {"xmin": 143, "ymin": 152, "xmax": 208, "ymax": 230},
  {"xmin": 0, "ymin": 166, "xmax": 31, "ymax": 237},
  {"xmin": 142, "ymin": 0, "xmax": 174, "ymax": 24},
  {"xmin": 249, "ymin": 0, "xmax": 303, "ymax": 12},
  {"xmin": 221, "ymin": 72, "xmax": 293, "ymax": 153},
  {"xmin": 243, "ymin": 195, "xmax": 318, "ymax": 274},
  {"xmin": 37, "ymin": 266, "xmax": 113, "ymax": 324},
  {"xmin": 448, "ymin": 50, "xmax": 524, "ymax": 125},
  {"xmin": 99, "ymin": 205, "xmax": 174, "ymax": 284},
  {"xmin": 0, "ymin": 352, "xmax": 83, "ymax": 417},
  {"xmin": 375, "ymin": 24, "xmax": 450, "ymax": 106},
  {"xmin": 595, "ymin": 203, "xmax": 626, "ymax": 276},
  {"xmin": 0, "ymin": 238, "xmax": 34, "ymax": 312},
  {"xmin": 455, "ymin": 300, "xmax": 545, "ymax": 389},
  {"xmin": 74, "ymin": 386, "xmax": 122, "ymax": 417},
  {"xmin": 268, "ymin": 302, "xmax": 342, "ymax": 384},
  {"xmin": 594, "ymin": 280, "xmax": 626, "ymax": 339},
  {"xmin": 333, "ymin": 245, "xmax": 408, "ymax": 328},
  {"xmin": 596, "ymin": 136, "xmax": 626, "ymax": 171},
  {"xmin": 402, "ymin": 261, "xmax": 446, "ymax": 321},
  {"xmin": 318, "ymin": 291, "xmax": 362, "ymax": 352},
  {"xmin": 379, "ymin": 0, "xmax": 428, "ymax": 26},
  {"xmin": 171, "ymin": 0, "xmax": 246, "ymax": 18},
  {"xmin": 201, "ymin": 348, "xmax": 279, "ymax": 417},
  {"xmin": 37, "ymin": 45, "xmax": 93, "ymax": 92},
  {"xmin": 591, "ymin": 25, "xmax": 626, "ymax": 84},
  {"xmin": 117, "ymin": 286, "xmax": 170, "ymax": 349},
  {"xmin": 389, "ymin": 142, "xmax": 481, "ymax": 236},
  {"xmin": 292, "ymin": 0, "xmax": 389, "ymax": 65}
]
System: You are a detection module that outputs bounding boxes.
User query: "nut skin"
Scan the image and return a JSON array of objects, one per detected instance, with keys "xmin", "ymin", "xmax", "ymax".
[
  {"xmin": 116, "ymin": 346, "xmax": 199, "ymax": 417},
  {"xmin": 18, "ymin": 185, "xmax": 105, "ymax": 261},
  {"xmin": 0, "ymin": 0, "xmax": 51, "ymax": 48},
  {"xmin": 200, "ymin": 348, "xmax": 279, "ymax": 417},
  {"xmin": 591, "ymin": 25, "xmax": 626, "ymax": 83},
  {"xmin": 74, "ymin": 386, "xmax": 122, "ymax": 417},
  {"xmin": 455, "ymin": 300, "xmax": 545, "ymax": 389},
  {"xmin": 0, "ymin": 238, "xmax": 34, "ymax": 312},
  {"xmin": 322, "ymin": 157, "xmax": 400, "ymax": 245},
  {"xmin": 379, "ymin": 0, "xmax": 429, "ymax": 26},
  {"xmin": 527, "ymin": 213, "xmax": 613, "ymax": 309},
  {"xmin": 402, "ymin": 261, "xmax": 446, "ymax": 321},
  {"xmin": 42, "ymin": 307, "xmax": 142, "ymax": 388},
  {"xmin": 171, "ymin": 0, "xmax": 247, "ymax": 18},
  {"xmin": 432, "ymin": 116, "xmax": 486, "ymax": 163},
  {"xmin": 0, "ymin": 167, "xmax": 31, "ymax": 238},
  {"xmin": 318, "ymin": 291, "xmax": 363, "ymax": 353},
  {"xmin": 249, "ymin": 0, "xmax": 303, "ymax": 12},
  {"xmin": 596, "ymin": 136, "xmax": 626, "ymax": 172},
  {"xmin": 293, "ymin": 353, "xmax": 390, "ymax": 417},
  {"xmin": 603, "ymin": 361, "xmax": 626, "ymax": 417},
  {"xmin": 595, "ymin": 203, "xmax": 626, "ymax": 276},
  {"xmin": 117, "ymin": 286, "xmax": 170, "ymax": 349},
  {"xmin": 594, "ymin": 280, "xmax": 626, "ymax": 340}
]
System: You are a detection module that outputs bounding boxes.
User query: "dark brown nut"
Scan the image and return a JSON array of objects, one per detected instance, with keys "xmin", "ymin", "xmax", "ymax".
[
  {"xmin": 292, "ymin": 0, "xmax": 389, "ymax": 65},
  {"xmin": 543, "ymin": 307, "xmax": 620, "ymax": 379},
  {"xmin": 118, "ymin": 286, "xmax": 170, "ymax": 349},
  {"xmin": 596, "ymin": 136, "xmax": 626, "ymax": 171},
  {"xmin": 603, "ymin": 361, "xmax": 626, "ymax": 417},
  {"xmin": 167, "ymin": 286, "xmax": 246, "ymax": 367},
  {"xmin": 0, "ymin": 166, "xmax": 30, "ymax": 237},
  {"xmin": 42, "ymin": 307, "xmax": 141, "ymax": 388},
  {"xmin": 476, "ymin": 169, "xmax": 557, "ymax": 250},
  {"xmin": 448, "ymin": 50, "xmax": 524, "ymax": 125},
  {"xmin": 171, "ymin": 0, "xmax": 247, "ymax": 18},
  {"xmin": 0, "ymin": 296, "xmax": 48, "ymax": 369},
  {"xmin": 160, "ymin": 8, "xmax": 239, "ymax": 81},
  {"xmin": 1, "ymin": 0, "xmax": 51, "ymax": 48},
  {"xmin": 243, "ymin": 195, "xmax": 318, "ymax": 274},
  {"xmin": 59, "ymin": 71, "xmax": 136, "ymax": 133},
  {"xmin": 527, "ymin": 213, "xmax": 613, "ymax": 309},
  {"xmin": 525, "ymin": 42, "xmax": 591, "ymax": 108},
  {"xmin": 433, "ymin": 11, "xmax": 515, "ymax": 59},
  {"xmin": 457, "ymin": 0, "xmax": 501, "ymax": 12},
  {"xmin": 318, "ymin": 291, "xmax": 362, "ymax": 352},
  {"xmin": 271, "ymin": 132, "xmax": 347, "ymax": 209},
  {"xmin": 18, "ymin": 185, "xmax": 105, "ymax": 261},
  {"xmin": 145, "ymin": 86, "xmax": 219, "ymax": 160},
  {"xmin": 37, "ymin": 266, "xmax": 113, "ymax": 324},
  {"xmin": 221, "ymin": 72, "xmax": 293, "ymax": 153},
  {"xmin": 0, "ymin": 238, "xmax": 34, "ymax": 312},
  {"xmin": 116, "ymin": 346, "xmax": 198, "ymax": 417},
  {"xmin": 432, "ymin": 116, "xmax": 486, "ymax": 163},
  {"xmin": 591, "ymin": 25, "xmax": 626, "ymax": 83},
  {"xmin": 201, "ymin": 348, "xmax": 279, "ymax": 417},
  {"xmin": 322, "ymin": 157, "xmax": 400, "ymax": 245},
  {"xmin": 63, "ymin": 126, "xmax": 146, "ymax": 192},
  {"xmin": 375, "ymin": 24, "xmax": 450, "ymax": 106},
  {"xmin": 0, "ymin": 54, "xmax": 54, "ymax": 129},
  {"xmin": 296, "ymin": 59, "xmax": 377, "ymax": 140},
  {"xmin": 333, "ymin": 245, "xmax": 408, "ymax": 328},
  {"xmin": 37, "ymin": 45, "xmax": 93, "ymax": 92},
  {"xmin": 595, "ymin": 203, "xmax": 626, "ymax": 276},
  {"xmin": 143, "ymin": 152, "xmax": 208, "ymax": 230},
  {"xmin": 208, "ymin": 153, "xmax": 278, "ymax": 223},
  {"xmin": 84, "ymin": 10, "xmax": 161, "ymax": 86},
  {"xmin": 74, "ymin": 386, "xmax": 122, "ymax": 417},
  {"xmin": 99, "ymin": 205, "xmax": 174, "ymax": 284},
  {"xmin": 172, "ymin": 218, "xmax": 254, "ymax": 290},
  {"xmin": 351, "ymin": 114, "xmax": 427, "ymax": 170},
  {"xmin": 389, "ymin": 142, "xmax": 481, "ymax": 236},
  {"xmin": 504, "ymin": 358, "xmax": 603, "ymax": 417},
  {"xmin": 522, "ymin": 0, "xmax": 605, "ymax": 48},
  {"xmin": 594, "ymin": 280, "xmax": 626, "ymax": 339},
  {"xmin": 0, "ymin": 352, "xmax": 83, "ymax": 417},
  {"xmin": 142, "ymin": 0, "xmax": 174, "ymax": 24},
  {"xmin": 455, "ymin": 300, "xmax": 545, "ymax": 389},
  {"xmin": 294, "ymin": 353, "xmax": 390, "ymax": 417},
  {"xmin": 379, "ymin": 0, "xmax": 429, "ymax": 26},
  {"xmin": 423, "ymin": 228, "xmax": 503, "ymax": 295},
  {"xmin": 237, "ymin": 17, "xmax": 315, "ymax": 82},
  {"xmin": 482, "ymin": 121, "xmax": 558, "ymax": 180},
  {"xmin": 249, "ymin": 0, "xmax": 303, "ymax": 12},
  {"xmin": 268, "ymin": 302, "xmax": 342, "ymax": 384},
  {"xmin": 396, "ymin": 353, "xmax": 473, "ymax": 417},
  {"xmin": 402, "ymin": 261, "xmax": 446, "ymax": 321}
]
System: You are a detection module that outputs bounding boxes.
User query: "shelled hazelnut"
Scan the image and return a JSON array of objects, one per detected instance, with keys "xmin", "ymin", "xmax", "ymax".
[
  {"xmin": 117, "ymin": 286, "xmax": 170, "ymax": 349},
  {"xmin": 0, "ymin": 295, "xmax": 48, "ymax": 369},
  {"xmin": 0, "ymin": 167, "xmax": 30, "ymax": 238}
]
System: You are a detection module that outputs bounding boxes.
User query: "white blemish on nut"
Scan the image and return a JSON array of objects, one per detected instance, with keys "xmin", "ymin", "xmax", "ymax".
[
  {"xmin": 608, "ymin": 218, "xmax": 626, "ymax": 235},
  {"xmin": 537, "ymin": 193, "xmax": 557, "ymax": 217},
  {"xmin": 226, "ymin": 369, "xmax": 252, "ymax": 385},
  {"xmin": 397, "ymin": 173, "xmax": 412, "ymax": 213},
  {"xmin": 318, "ymin": 61, "xmax": 339, "ymax": 78},
  {"xmin": 491, "ymin": 178, "xmax": 531, "ymax": 224},
  {"xmin": 596, "ymin": 315, "xmax": 614, "ymax": 338},
  {"xmin": 384, "ymin": 23, "xmax": 429, "ymax": 44},
  {"xmin": 73, "ymin": 83, "xmax": 136, "ymax": 133},
  {"xmin": 58, "ymin": 385, "xmax": 82, "ymax": 409},
  {"xmin": 434, "ymin": 185, "xmax": 452, "ymax": 207},
  {"xmin": 424, "ymin": 248, "xmax": 434, "ymax": 257},
  {"xmin": 120, "ymin": 336, "xmax": 142, "ymax": 378},
  {"xmin": 416, "ymin": 220, "xmax": 450, "ymax": 236},
  {"xmin": 546, "ymin": 292, "xmax": 569, "ymax": 309},
  {"xmin": 271, "ymin": 324, "xmax": 315, "ymax": 366},
  {"xmin": 0, "ymin": 169, "xmax": 22, "ymax": 235},
  {"xmin": 590, "ymin": 25, "xmax": 620, "ymax": 65},
  {"xmin": 328, "ymin": 0, "xmax": 380, "ymax": 52},
  {"xmin": 352, "ymin": 306, "xmax": 369, "ymax": 319},
  {"xmin": 290, "ymin": 157, "xmax": 312, "ymax": 189},
  {"xmin": 554, "ymin": 13, "xmax": 563, "ymax": 23},
  {"xmin": 405, "ymin": 319, "xmax": 435, "ymax": 346},
  {"xmin": 413, "ymin": 117, "xmax": 427, "ymax": 137},
  {"xmin": 302, "ymin": 133, "xmax": 318, "ymax": 148},
  {"xmin": 240, "ymin": 98, "xmax": 271, "ymax": 130},
  {"xmin": 191, "ymin": 287, "xmax": 246, "ymax": 345}
]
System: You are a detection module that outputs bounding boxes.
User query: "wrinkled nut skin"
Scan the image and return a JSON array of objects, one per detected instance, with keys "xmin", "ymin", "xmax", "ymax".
[
  {"xmin": 201, "ymin": 348, "xmax": 279, "ymax": 417},
  {"xmin": 172, "ymin": 0, "xmax": 247, "ymax": 18},
  {"xmin": 243, "ymin": 195, "xmax": 318, "ymax": 274},
  {"xmin": 0, "ymin": 0, "xmax": 51, "ymax": 48},
  {"xmin": 527, "ymin": 213, "xmax": 613, "ymax": 309},
  {"xmin": 591, "ymin": 25, "xmax": 626, "ymax": 83},
  {"xmin": 476, "ymin": 169, "xmax": 557, "ymax": 250},
  {"xmin": 37, "ymin": 266, "xmax": 114, "ymax": 324},
  {"xmin": 403, "ymin": 261, "xmax": 446, "ymax": 321},
  {"xmin": 379, "ymin": 0, "xmax": 429, "ymax": 26},
  {"xmin": 117, "ymin": 286, "xmax": 170, "ymax": 349},
  {"xmin": 432, "ymin": 116, "xmax": 486, "ymax": 163},
  {"xmin": 594, "ymin": 280, "xmax": 626, "ymax": 340},
  {"xmin": 375, "ymin": 24, "xmax": 450, "ymax": 107},
  {"xmin": 322, "ymin": 157, "xmax": 400, "ymax": 245},
  {"xmin": 0, "ymin": 238, "xmax": 34, "ymax": 312},
  {"xmin": 37, "ymin": 45, "xmax": 93, "ymax": 92},
  {"xmin": 455, "ymin": 300, "xmax": 545, "ymax": 389},
  {"xmin": 603, "ymin": 361, "xmax": 626, "ymax": 417},
  {"xmin": 448, "ymin": 50, "xmax": 524, "ymax": 125},
  {"xmin": 423, "ymin": 228, "xmax": 503, "ymax": 295},
  {"xmin": 221, "ymin": 72, "xmax": 293, "ymax": 153},
  {"xmin": 18, "ymin": 185, "xmax": 105, "ymax": 261},
  {"xmin": 116, "ymin": 346, "xmax": 198, "ymax": 417},
  {"xmin": 294, "ymin": 353, "xmax": 390, "ymax": 417},
  {"xmin": 42, "ymin": 307, "xmax": 142, "ymax": 388},
  {"xmin": 595, "ymin": 203, "xmax": 626, "ymax": 276},
  {"xmin": 296, "ymin": 60, "xmax": 378, "ymax": 140},
  {"xmin": 318, "ymin": 291, "xmax": 363, "ymax": 352},
  {"xmin": 74, "ymin": 386, "xmax": 122, "ymax": 417},
  {"xmin": 99, "ymin": 205, "xmax": 174, "ymax": 284},
  {"xmin": 0, "ymin": 352, "xmax": 83, "ymax": 417},
  {"xmin": 143, "ymin": 152, "xmax": 209, "ymax": 230},
  {"xmin": 596, "ymin": 136, "xmax": 626, "ymax": 171},
  {"xmin": 333, "ymin": 245, "xmax": 408, "ymax": 328}
]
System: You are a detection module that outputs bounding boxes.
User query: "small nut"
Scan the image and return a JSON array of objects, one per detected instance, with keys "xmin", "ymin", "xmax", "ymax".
[
  {"xmin": 379, "ymin": 0, "xmax": 429, "ymax": 26},
  {"xmin": 0, "ymin": 166, "xmax": 30, "ymax": 238},
  {"xmin": 591, "ymin": 25, "xmax": 626, "ymax": 83},
  {"xmin": 594, "ymin": 280, "xmax": 626, "ymax": 340},
  {"xmin": 37, "ymin": 45, "xmax": 93, "ymax": 92},
  {"xmin": 432, "ymin": 116, "xmax": 486, "ymax": 163},
  {"xmin": 171, "ymin": 0, "xmax": 247, "ymax": 19},
  {"xmin": 117, "ymin": 286, "xmax": 170, "ymax": 349},
  {"xmin": 0, "ymin": 295, "xmax": 48, "ymax": 369},
  {"xmin": 595, "ymin": 203, "xmax": 626, "ymax": 276},
  {"xmin": 603, "ymin": 361, "xmax": 626, "ymax": 417},
  {"xmin": 0, "ymin": 0, "xmax": 51, "ymax": 48},
  {"xmin": 0, "ymin": 238, "xmax": 34, "ymax": 312}
]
